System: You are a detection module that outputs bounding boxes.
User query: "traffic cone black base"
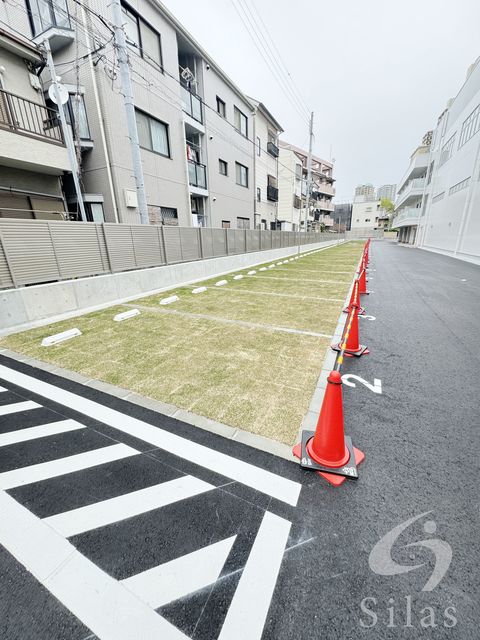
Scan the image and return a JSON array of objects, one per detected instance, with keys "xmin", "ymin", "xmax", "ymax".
[
  {"xmin": 331, "ymin": 343, "xmax": 369, "ymax": 357},
  {"xmin": 293, "ymin": 436, "xmax": 365, "ymax": 485}
]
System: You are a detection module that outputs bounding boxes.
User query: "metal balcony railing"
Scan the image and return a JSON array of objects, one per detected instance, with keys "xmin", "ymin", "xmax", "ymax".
[
  {"xmin": 0, "ymin": 88, "xmax": 64, "ymax": 144},
  {"xmin": 293, "ymin": 194, "xmax": 302, "ymax": 209},
  {"xmin": 267, "ymin": 141, "xmax": 279, "ymax": 157},
  {"xmin": 188, "ymin": 161, "xmax": 207, "ymax": 189},
  {"xmin": 181, "ymin": 86, "xmax": 203, "ymax": 124},
  {"xmin": 267, "ymin": 185, "xmax": 279, "ymax": 201}
]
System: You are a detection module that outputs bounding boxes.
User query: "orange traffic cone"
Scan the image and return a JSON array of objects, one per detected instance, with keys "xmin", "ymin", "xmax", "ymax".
[
  {"xmin": 333, "ymin": 303, "xmax": 369, "ymax": 357},
  {"xmin": 292, "ymin": 371, "xmax": 365, "ymax": 485},
  {"xmin": 343, "ymin": 280, "xmax": 365, "ymax": 314},
  {"xmin": 358, "ymin": 267, "xmax": 369, "ymax": 295}
]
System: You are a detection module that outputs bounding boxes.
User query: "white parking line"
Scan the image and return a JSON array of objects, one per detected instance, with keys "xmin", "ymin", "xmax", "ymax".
[
  {"xmin": 0, "ymin": 385, "xmax": 7, "ymax": 392},
  {"xmin": 122, "ymin": 536, "xmax": 236, "ymax": 608},
  {"xmin": 0, "ymin": 419, "xmax": 84, "ymax": 448},
  {"xmin": 43, "ymin": 475, "xmax": 215, "ymax": 537},
  {"xmin": 0, "ymin": 366, "xmax": 302, "ymax": 506},
  {"xmin": 0, "ymin": 400, "xmax": 41, "ymax": 415},
  {"xmin": 0, "ymin": 443, "xmax": 138, "ymax": 490},
  {"xmin": 0, "ymin": 491, "xmax": 188, "ymax": 640},
  {"xmin": 218, "ymin": 511, "xmax": 291, "ymax": 640}
]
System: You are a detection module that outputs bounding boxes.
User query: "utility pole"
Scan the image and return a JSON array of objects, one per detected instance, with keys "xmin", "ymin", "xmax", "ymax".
[
  {"xmin": 111, "ymin": 0, "xmax": 149, "ymax": 224},
  {"xmin": 304, "ymin": 111, "xmax": 314, "ymax": 233},
  {"xmin": 43, "ymin": 39, "xmax": 86, "ymax": 222}
]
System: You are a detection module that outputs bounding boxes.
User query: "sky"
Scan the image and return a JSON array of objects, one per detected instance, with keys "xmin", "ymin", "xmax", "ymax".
[{"xmin": 161, "ymin": 0, "xmax": 480, "ymax": 201}]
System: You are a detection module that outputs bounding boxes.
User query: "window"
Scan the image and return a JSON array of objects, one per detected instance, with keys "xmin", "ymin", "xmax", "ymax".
[
  {"xmin": 439, "ymin": 134, "xmax": 456, "ymax": 166},
  {"xmin": 365, "ymin": 218, "xmax": 371, "ymax": 222},
  {"xmin": 85, "ymin": 202, "xmax": 104, "ymax": 223},
  {"xmin": 148, "ymin": 205, "xmax": 178, "ymax": 225},
  {"xmin": 219, "ymin": 159, "xmax": 228, "ymax": 176},
  {"xmin": 257, "ymin": 187, "xmax": 261, "ymax": 202},
  {"xmin": 45, "ymin": 93, "xmax": 91, "ymax": 140},
  {"xmin": 135, "ymin": 109, "xmax": 170, "ymax": 157},
  {"xmin": 27, "ymin": 0, "xmax": 70, "ymax": 36},
  {"xmin": 234, "ymin": 106, "xmax": 248, "ymax": 137},
  {"xmin": 237, "ymin": 216, "xmax": 250, "ymax": 229},
  {"xmin": 121, "ymin": 2, "xmax": 162, "ymax": 69},
  {"xmin": 216, "ymin": 96, "xmax": 226, "ymax": 118},
  {"xmin": 222, "ymin": 220, "xmax": 231, "ymax": 228},
  {"xmin": 235, "ymin": 162, "xmax": 248, "ymax": 187},
  {"xmin": 256, "ymin": 136, "xmax": 261, "ymax": 156},
  {"xmin": 459, "ymin": 104, "xmax": 480, "ymax": 148}
]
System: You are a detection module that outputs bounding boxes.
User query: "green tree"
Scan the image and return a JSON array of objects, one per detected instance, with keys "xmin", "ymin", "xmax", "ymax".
[{"xmin": 380, "ymin": 198, "xmax": 395, "ymax": 213}]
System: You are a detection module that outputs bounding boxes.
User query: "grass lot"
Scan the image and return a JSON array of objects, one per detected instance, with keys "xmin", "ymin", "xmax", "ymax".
[{"xmin": 1, "ymin": 241, "xmax": 364, "ymax": 444}]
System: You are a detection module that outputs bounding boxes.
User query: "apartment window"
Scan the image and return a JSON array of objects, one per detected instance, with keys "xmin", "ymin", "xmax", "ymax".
[
  {"xmin": 26, "ymin": 0, "xmax": 70, "ymax": 36},
  {"xmin": 45, "ymin": 93, "xmax": 90, "ymax": 140},
  {"xmin": 235, "ymin": 162, "xmax": 248, "ymax": 187},
  {"xmin": 439, "ymin": 134, "xmax": 456, "ymax": 166},
  {"xmin": 365, "ymin": 218, "xmax": 371, "ymax": 222},
  {"xmin": 121, "ymin": 2, "xmax": 162, "ymax": 69},
  {"xmin": 234, "ymin": 106, "xmax": 248, "ymax": 137},
  {"xmin": 237, "ymin": 216, "xmax": 250, "ymax": 229},
  {"xmin": 256, "ymin": 136, "xmax": 261, "ymax": 156},
  {"xmin": 135, "ymin": 109, "xmax": 170, "ymax": 157},
  {"xmin": 295, "ymin": 164, "xmax": 302, "ymax": 180},
  {"xmin": 449, "ymin": 177, "xmax": 471, "ymax": 195},
  {"xmin": 222, "ymin": 220, "xmax": 231, "ymax": 228},
  {"xmin": 257, "ymin": 187, "xmax": 261, "ymax": 202},
  {"xmin": 219, "ymin": 159, "xmax": 228, "ymax": 176},
  {"xmin": 216, "ymin": 96, "xmax": 226, "ymax": 118},
  {"xmin": 459, "ymin": 104, "xmax": 480, "ymax": 148},
  {"xmin": 147, "ymin": 205, "xmax": 178, "ymax": 225}
]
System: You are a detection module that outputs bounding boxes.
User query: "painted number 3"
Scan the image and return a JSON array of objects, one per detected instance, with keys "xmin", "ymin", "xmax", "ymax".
[{"xmin": 341, "ymin": 374, "xmax": 382, "ymax": 395}]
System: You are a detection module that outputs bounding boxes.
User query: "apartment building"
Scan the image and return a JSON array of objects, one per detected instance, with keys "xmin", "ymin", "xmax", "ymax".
[
  {"xmin": 278, "ymin": 141, "xmax": 335, "ymax": 230},
  {"xmin": 354, "ymin": 183, "xmax": 376, "ymax": 200},
  {"xmin": 351, "ymin": 198, "xmax": 381, "ymax": 230},
  {"xmin": 277, "ymin": 144, "xmax": 303, "ymax": 230},
  {"xmin": 0, "ymin": 28, "xmax": 70, "ymax": 218},
  {"xmin": 377, "ymin": 184, "xmax": 397, "ymax": 201},
  {"xmin": 417, "ymin": 59, "xmax": 480, "ymax": 264},
  {"xmin": 0, "ymin": 0, "xmax": 265, "ymax": 228},
  {"xmin": 392, "ymin": 135, "xmax": 430, "ymax": 244},
  {"xmin": 248, "ymin": 98, "xmax": 283, "ymax": 230}
]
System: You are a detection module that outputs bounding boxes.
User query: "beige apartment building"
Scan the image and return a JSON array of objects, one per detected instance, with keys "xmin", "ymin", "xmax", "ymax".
[{"xmin": 0, "ymin": 0, "xmax": 284, "ymax": 229}]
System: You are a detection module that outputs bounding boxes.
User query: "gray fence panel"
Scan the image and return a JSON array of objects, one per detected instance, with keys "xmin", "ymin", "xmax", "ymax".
[
  {"xmin": 49, "ymin": 221, "xmax": 109, "ymax": 278},
  {"xmin": 0, "ymin": 232, "xmax": 14, "ymax": 288},
  {"xmin": 163, "ymin": 226, "xmax": 182, "ymax": 263},
  {"xmin": 212, "ymin": 228, "xmax": 227, "ymax": 256},
  {"xmin": 180, "ymin": 228, "xmax": 201, "ymax": 262},
  {"xmin": 0, "ymin": 220, "xmax": 60, "ymax": 285},
  {"xmin": 235, "ymin": 229, "xmax": 246, "ymax": 254},
  {"xmin": 226, "ymin": 229, "xmax": 239, "ymax": 254},
  {"xmin": 130, "ymin": 225, "xmax": 164, "ymax": 268},
  {"xmin": 245, "ymin": 229, "xmax": 259, "ymax": 252},
  {"xmin": 200, "ymin": 228, "xmax": 214, "ymax": 258},
  {"xmin": 103, "ymin": 224, "xmax": 136, "ymax": 271}
]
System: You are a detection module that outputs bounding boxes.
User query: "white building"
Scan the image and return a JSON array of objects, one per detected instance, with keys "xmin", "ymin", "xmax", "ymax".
[
  {"xmin": 351, "ymin": 199, "xmax": 381, "ymax": 230},
  {"xmin": 377, "ymin": 184, "xmax": 397, "ymax": 201},
  {"xmin": 277, "ymin": 145, "xmax": 303, "ymax": 230},
  {"xmin": 418, "ymin": 58, "xmax": 480, "ymax": 264}
]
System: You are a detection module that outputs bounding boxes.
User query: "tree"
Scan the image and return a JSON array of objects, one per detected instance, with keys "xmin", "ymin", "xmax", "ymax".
[{"xmin": 380, "ymin": 198, "xmax": 395, "ymax": 213}]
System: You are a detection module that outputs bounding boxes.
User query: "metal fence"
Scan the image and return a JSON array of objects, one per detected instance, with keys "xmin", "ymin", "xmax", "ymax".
[{"xmin": 0, "ymin": 219, "xmax": 343, "ymax": 289}]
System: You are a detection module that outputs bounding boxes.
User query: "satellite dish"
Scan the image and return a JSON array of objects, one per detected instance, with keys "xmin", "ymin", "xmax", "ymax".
[{"xmin": 48, "ymin": 82, "xmax": 69, "ymax": 105}]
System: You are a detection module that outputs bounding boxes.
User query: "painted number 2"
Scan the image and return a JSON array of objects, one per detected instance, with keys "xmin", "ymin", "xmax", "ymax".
[{"xmin": 341, "ymin": 374, "xmax": 382, "ymax": 395}]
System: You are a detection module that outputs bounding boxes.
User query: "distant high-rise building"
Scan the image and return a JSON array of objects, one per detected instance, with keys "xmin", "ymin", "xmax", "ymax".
[
  {"xmin": 354, "ymin": 184, "xmax": 376, "ymax": 201},
  {"xmin": 377, "ymin": 184, "xmax": 397, "ymax": 201}
]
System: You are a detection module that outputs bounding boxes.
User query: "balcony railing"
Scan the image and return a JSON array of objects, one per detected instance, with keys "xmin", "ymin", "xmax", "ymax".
[
  {"xmin": 267, "ymin": 141, "xmax": 279, "ymax": 157},
  {"xmin": 392, "ymin": 207, "xmax": 422, "ymax": 227},
  {"xmin": 188, "ymin": 161, "xmax": 207, "ymax": 189},
  {"xmin": 293, "ymin": 194, "xmax": 302, "ymax": 209},
  {"xmin": 181, "ymin": 86, "xmax": 203, "ymax": 124},
  {"xmin": 0, "ymin": 88, "xmax": 64, "ymax": 144},
  {"xmin": 267, "ymin": 185, "xmax": 279, "ymax": 201}
]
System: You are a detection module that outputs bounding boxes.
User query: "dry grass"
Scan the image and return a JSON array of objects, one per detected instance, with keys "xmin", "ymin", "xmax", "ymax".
[{"xmin": 1, "ymin": 241, "xmax": 365, "ymax": 444}]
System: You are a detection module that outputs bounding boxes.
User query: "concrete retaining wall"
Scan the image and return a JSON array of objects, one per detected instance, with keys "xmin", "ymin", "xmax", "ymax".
[{"xmin": 0, "ymin": 238, "xmax": 345, "ymax": 335}]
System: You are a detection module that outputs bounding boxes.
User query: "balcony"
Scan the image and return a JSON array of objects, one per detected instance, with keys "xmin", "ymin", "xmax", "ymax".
[
  {"xmin": 188, "ymin": 160, "xmax": 207, "ymax": 190},
  {"xmin": 0, "ymin": 88, "xmax": 69, "ymax": 174},
  {"xmin": 267, "ymin": 185, "xmax": 279, "ymax": 202},
  {"xmin": 395, "ymin": 177, "xmax": 426, "ymax": 209},
  {"xmin": 181, "ymin": 86, "xmax": 203, "ymax": 126},
  {"xmin": 313, "ymin": 182, "xmax": 335, "ymax": 197},
  {"xmin": 267, "ymin": 141, "xmax": 279, "ymax": 158},
  {"xmin": 392, "ymin": 207, "xmax": 422, "ymax": 229},
  {"xmin": 30, "ymin": 0, "xmax": 75, "ymax": 52},
  {"xmin": 397, "ymin": 148, "xmax": 430, "ymax": 192}
]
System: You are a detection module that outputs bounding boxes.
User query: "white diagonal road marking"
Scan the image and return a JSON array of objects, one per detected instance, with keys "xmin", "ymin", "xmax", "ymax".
[
  {"xmin": 0, "ymin": 400, "xmax": 41, "ymax": 415},
  {"xmin": 0, "ymin": 490, "xmax": 188, "ymax": 639},
  {"xmin": 0, "ymin": 419, "xmax": 84, "ymax": 448},
  {"xmin": 0, "ymin": 443, "xmax": 138, "ymax": 490},
  {"xmin": 43, "ymin": 475, "xmax": 215, "ymax": 537},
  {"xmin": 122, "ymin": 536, "xmax": 236, "ymax": 608},
  {"xmin": 0, "ymin": 365, "xmax": 301, "ymax": 506}
]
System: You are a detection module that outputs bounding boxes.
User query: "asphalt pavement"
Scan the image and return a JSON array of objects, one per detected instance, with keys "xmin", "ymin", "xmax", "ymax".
[{"xmin": 0, "ymin": 239, "xmax": 478, "ymax": 639}]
